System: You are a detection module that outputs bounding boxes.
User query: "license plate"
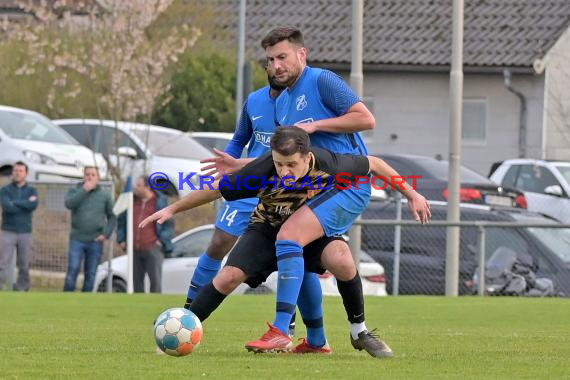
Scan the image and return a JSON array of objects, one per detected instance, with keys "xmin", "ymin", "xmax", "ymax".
[{"xmin": 485, "ymin": 195, "xmax": 513, "ymax": 207}]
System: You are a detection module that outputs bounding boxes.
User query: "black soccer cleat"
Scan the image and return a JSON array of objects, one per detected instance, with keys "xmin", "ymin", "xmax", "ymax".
[{"xmin": 350, "ymin": 329, "xmax": 394, "ymax": 358}]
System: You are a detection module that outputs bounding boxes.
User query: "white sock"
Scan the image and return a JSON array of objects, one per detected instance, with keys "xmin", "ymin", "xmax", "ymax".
[{"xmin": 350, "ymin": 322, "xmax": 367, "ymax": 340}]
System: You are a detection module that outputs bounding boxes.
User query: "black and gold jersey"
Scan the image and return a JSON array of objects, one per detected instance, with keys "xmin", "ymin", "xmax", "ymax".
[{"xmin": 219, "ymin": 147, "xmax": 369, "ymax": 227}]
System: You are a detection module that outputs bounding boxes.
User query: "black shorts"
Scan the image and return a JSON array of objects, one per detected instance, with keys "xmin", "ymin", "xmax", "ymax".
[{"xmin": 225, "ymin": 222, "xmax": 346, "ymax": 288}]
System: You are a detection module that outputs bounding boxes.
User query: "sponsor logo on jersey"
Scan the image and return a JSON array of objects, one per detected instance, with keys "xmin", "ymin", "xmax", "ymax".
[{"xmin": 254, "ymin": 131, "xmax": 273, "ymax": 147}]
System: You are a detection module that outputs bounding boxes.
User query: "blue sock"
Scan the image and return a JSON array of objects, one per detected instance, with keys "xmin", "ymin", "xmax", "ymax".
[
  {"xmin": 274, "ymin": 240, "xmax": 304, "ymax": 335},
  {"xmin": 298, "ymin": 271, "xmax": 326, "ymax": 347},
  {"xmin": 186, "ymin": 252, "xmax": 222, "ymax": 301}
]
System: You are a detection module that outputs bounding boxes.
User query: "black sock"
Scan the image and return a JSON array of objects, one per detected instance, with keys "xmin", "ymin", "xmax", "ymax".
[
  {"xmin": 336, "ymin": 272, "xmax": 365, "ymax": 323},
  {"xmin": 189, "ymin": 282, "xmax": 227, "ymax": 322},
  {"xmin": 183, "ymin": 297, "xmax": 192, "ymax": 310}
]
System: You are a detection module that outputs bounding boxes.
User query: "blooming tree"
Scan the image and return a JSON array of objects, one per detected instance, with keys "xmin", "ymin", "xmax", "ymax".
[{"xmin": 2, "ymin": 0, "xmax": 201, "ymax": 188}]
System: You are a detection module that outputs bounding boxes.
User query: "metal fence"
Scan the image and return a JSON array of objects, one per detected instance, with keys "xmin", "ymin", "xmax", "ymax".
[
  {"xmin": 0, "ymin": 179, "xmax": 216, "ymax": 291},
  {"xmin": 354, "ymin": 198, "xmax": 570, "ymax": 297}
]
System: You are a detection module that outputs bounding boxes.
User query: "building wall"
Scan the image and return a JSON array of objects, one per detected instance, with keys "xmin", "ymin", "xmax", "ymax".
[
  {"xmin": 543, "ymin": 26, "xmax": 570, "ymax": 161},
  {"xmin": 337, "ymin": 70, "xmax": 545, "ymax": 175}
]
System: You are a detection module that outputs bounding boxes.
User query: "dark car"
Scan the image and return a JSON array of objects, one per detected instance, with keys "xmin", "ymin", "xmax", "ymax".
[
  {"xmin": 374, "ymin": 153, "xmax": 527, "ymax": 208},
  {"xmin": 361, "ymin": 200, "xmax": 570, "ymax": 296}
]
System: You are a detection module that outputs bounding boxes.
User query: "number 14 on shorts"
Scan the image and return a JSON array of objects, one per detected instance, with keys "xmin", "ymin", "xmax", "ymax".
[{"xmin": 220, "ymin": 205, "xmax": 238, "ymax": 226}]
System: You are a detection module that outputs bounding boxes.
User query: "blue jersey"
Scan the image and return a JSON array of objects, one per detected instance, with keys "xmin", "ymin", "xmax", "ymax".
[
  {"xmin": 224, "ymin": 86, "xmax": 277, "ymax": 159},
  {"xmin": 275, "ymin": 67, "xmax": 368, "ymax": 155}
]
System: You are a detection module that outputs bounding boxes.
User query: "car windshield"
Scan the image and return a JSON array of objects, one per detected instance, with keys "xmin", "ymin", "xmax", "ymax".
[
  {"xmin": 554, "ymin": 165, "xmax": 570, "ymax": 186},
  {"xmin": 0, "ymin": 110, "xmax": 78, "ymax": 144},
  {"xmin": 132, "ymin": 129, "xmax": 212, "ymax": 160},
  {"xmin": 527, "ymin": 227, "xmax": 570, "ymax": 263},
  {"xmin": 416, "ymin": 158, "xmax": 489, "ymax": 183}
]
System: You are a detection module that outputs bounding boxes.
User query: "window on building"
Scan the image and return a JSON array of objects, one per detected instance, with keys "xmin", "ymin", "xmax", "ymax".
[{"xmin": 462, "ymin": 99, "xmax": 487, "ymax": 142}]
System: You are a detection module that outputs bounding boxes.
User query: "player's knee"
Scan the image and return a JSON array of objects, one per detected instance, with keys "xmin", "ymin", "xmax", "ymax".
[
  {"xmin": 207, "ymin": 230, "xmax": 237, "ymax": 260},
  {"xmin": 276, "ymin": 224, "xmax": 300, "ymax": 242},
  {"xmin": 322, "ymin": 241, "xmax": 356, "ymax": 281},
  {"xmin": 214, "ymin": 266, "xmax": 246, "ymax": 294}
]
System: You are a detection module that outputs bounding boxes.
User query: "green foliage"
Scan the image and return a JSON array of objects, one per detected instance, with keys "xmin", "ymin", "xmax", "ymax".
[{"xmin": 152, "ymin": 52, "xmax": 266, "ymax": 132}]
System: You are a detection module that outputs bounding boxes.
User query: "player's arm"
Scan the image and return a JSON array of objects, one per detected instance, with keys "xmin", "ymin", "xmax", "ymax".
[
  {"xmin": 298, "ymin": 71, "xmax": 375, "ymax": 134},
  {"xmin": 139, "ymin": 158, "xmax": 266, "ymax": 228},
  {"xmin": 139, "ymin": 185, "xmax": 222, "ymax": 227},
  {"xmin": 367, "ymin": 156, "xmax": 431, "ymax": 223},
  {"xmin": 201, "ymin": 149, "xmax": 255, "ymax": 178},
  {"xmin": 225, "ymin": 100, "xmax": 254, "ymax": 158}
]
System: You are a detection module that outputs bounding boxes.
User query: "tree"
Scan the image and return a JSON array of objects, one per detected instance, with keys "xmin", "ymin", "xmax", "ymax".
[
  {"xmin": 152, "ymin": 52, "xmax": 266, "ymax": 133},
  {"xmin": 0, "ymin": 0, "xmax": 201, "ymax": 190}
]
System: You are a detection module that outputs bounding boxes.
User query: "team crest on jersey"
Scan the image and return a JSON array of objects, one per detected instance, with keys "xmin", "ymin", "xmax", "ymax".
[{"xmin": 296, "ymin": 94, "xmax": 308, "ymax": 111}]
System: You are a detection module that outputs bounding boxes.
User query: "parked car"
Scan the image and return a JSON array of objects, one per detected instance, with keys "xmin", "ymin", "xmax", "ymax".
[
  {"xmin": 375, "ymin": 153, "xmax": 527, "ymax": 208},
  {"xmin": 489, "ymin": 159, "xmax": 570, "ymax": 223},
  {"xmin": 190, "ymin": 132, "xmax": 243, "ymax": 156},
  {"xmin": 361, "ymin": 200, "xmax": 570, "ymax": 296},
  {"xmin": 54, "ymin": 119, "xmax": 213, "ymax": 197},
  {"xmin": 94, "ymin": 224, "xmax": 387, "ymax": 296},
  {"xmin": 0, "ymin": 106, "xmax": 107, "ymax": 180}
]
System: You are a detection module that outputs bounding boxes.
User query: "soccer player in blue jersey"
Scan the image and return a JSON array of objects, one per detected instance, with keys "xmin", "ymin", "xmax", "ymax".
[
  {"xmin": 245, "ymin": 26, "xmax": 395, "ymax": 356},
  {"xmin": 184, "ymin": 68, "xmax": 331, "ymax": 352}
]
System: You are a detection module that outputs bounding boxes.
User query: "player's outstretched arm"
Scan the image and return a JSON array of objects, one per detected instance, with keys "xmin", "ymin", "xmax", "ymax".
[
  {"xmin": 200, "ymin": 148, "xmax": 255, "ymax": 178},
  {"xmin": 367, "ymin": 156, "xmax": 432, "ymax": 224},
  {"xmin": 139, "ymin": 182, "xmax": 222, "ymax": 228}
]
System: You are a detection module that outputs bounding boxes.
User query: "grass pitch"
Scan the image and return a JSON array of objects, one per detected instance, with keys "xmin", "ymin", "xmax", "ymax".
[{"xmin": 0, "ymin": 293, "xmax": 568, "ymax": 379}]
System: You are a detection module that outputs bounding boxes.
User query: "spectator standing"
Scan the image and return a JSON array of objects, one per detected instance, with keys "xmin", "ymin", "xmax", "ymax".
[
  {"xmin": 117, "ymin": 176, "xmax": 173, "ymax": 293},
  {"xmin": 63, "ymin": 167, "xmax": 115, "ymax": 292},
  {"xmin": 0, "ymin": 161, "xmax": 38, "ymax": 291}
]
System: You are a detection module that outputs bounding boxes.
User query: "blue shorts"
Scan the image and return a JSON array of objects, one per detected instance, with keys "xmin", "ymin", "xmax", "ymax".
[
  {"xmin": 215, "ymin": 198, "xmax": 259, "ymax": 237},
  {"xmin": 306, "ymin": 181, "xmax": 371, "ymax": 237}
]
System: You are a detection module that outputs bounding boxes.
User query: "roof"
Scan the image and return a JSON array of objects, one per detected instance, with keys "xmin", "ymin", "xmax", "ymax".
[{"xmin": 212, "ymin": 0, "xmax": 570, "ymax": 69}]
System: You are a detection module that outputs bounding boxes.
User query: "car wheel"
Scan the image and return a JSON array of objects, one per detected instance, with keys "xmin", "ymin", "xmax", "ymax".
[{"xmin": 97, "ymin": 277, "xmax": 127, "ymax": 293}]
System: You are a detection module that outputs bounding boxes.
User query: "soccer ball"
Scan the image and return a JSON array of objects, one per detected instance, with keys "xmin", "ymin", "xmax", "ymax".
[{"xmin": 154, "ymin": 308, "xmax": 203, "ymax": 356}]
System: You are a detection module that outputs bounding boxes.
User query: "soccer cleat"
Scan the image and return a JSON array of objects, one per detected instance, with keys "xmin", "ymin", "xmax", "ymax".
[
  {"xmin": 292, "ymin": 338, "xmax": 332, "ymax": 354},
  {"xmin": 350, "ymin": 329, "xmax": 394, "ymax": 358},
  {"xmin": 288, "ymin": 322, "xmax": 296, "ymax": 338},
  {"xmin": 245, "ymin": 322, "xmax": 293, "ymax": 353}
]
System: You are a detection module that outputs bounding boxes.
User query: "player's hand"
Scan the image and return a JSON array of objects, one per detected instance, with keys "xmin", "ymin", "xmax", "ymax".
[
  {"xmin": 139, "ymin": 207, "xmax": 174, "ymax": 228},
  {"xmin": 119, "ymin": 242, "xmax": 126, "ymax": 250},
  {"xmin": 200, "ymin": 148, "xmax": 242, "ymax": 179},
  {"xmin": 406, "ymin": 192, "xmax": 431, "ymax": 224},
  {"xmin": 95, "ymin": 234, "xmax": 106, "ymax": 242},
  {"xmin": 295, "ymin": 122, "xmax": 318, "ymax": 134}
]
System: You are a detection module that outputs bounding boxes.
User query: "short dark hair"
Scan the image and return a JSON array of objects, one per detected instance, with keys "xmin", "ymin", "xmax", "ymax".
[
  {"xmin": 14, "ymin": 161, "xmax": 28, "ymax": 173},
  {"xmin": 270, "ymin": 126, "xmax": 310, "ymax": 156},
  {"xmin": 261, "ymin": 26, "xmax": 304, "ymax": 49},
  {"xmin": 84, "ymin": 166, "xmax": 99, "ymax": 176}
]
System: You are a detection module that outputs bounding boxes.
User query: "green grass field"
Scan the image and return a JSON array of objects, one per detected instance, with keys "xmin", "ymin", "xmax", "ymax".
[{"xmin": 0, "ymin": 294, "xmax": 568, "ymax": 379}]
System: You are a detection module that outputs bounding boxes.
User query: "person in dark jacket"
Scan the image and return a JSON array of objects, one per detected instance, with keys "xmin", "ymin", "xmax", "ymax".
[
  {"xmin": 0, "ymin": 161, "xmax": 38, "ymax": 291},
  {"xmin": 117, "ymin": 175, "xmax": 173, "ymax": 293},
  {"xmin": 63, "ymin": 166, "xmax": 116, "ymax": 292}
]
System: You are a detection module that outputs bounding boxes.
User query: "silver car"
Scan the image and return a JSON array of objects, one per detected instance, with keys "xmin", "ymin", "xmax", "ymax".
[{"xmin": 94, "ymin": 224, "xmax": 387, "ymax": 296}]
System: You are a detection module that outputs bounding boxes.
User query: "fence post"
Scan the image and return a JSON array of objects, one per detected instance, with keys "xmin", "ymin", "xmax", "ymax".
[
  {"xmin": 6, "ymin": 249, "xmax": 16, "ymax": 290},
  {"xmin": 392, "ymin": 193, "xmax": 402, "ymax": 296},
  {"xmin": 106, "ymin": 181, "xmax": 115, "ymax": 293},
  {"xmin": 348, "ymin": 220, "xmax": 362, "ymax": 267},
  {"xmin": 477, "ymin": 225, "xmax": 486, "ymax": 296}
]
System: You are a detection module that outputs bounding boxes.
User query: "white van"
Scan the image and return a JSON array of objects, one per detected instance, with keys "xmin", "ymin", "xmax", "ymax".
[
  {"xmin": 55, "ymin": 119, "xmax": 212, "ymax": 197},
  {"xmin": 0, "ymin": 106, "xmax": 107, "ymax": 180}
]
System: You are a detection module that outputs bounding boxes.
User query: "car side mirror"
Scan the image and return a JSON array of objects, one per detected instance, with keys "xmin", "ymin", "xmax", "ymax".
[
  {"xmin": 544, "ymin": 185, "xmax": 563, "ymax": 197},
  {"xmin": 117, "ymin": 146, "xmax": 138, "ymax": 159}
]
